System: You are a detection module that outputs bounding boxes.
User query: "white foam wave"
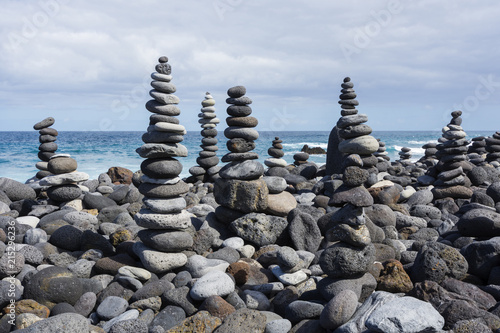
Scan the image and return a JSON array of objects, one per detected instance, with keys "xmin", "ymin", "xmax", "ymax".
[
  {"xmin": 408, "ymin": 140, "xmax": 437, "ymax": 145},
  {"xmin": 282, "ymin": 142, "xmax": 328, "ymax": 149}
]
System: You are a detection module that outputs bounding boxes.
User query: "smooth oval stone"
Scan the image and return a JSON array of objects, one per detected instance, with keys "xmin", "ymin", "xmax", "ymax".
[
  {"xmin": 339, "ymin": 124, "xmax": 373, "ymax": 139},
  {"xmin": 138, "ymin": 230, "xmax": 193, "ymax": 252},
  {"xmin": 199, "ymin": 112, "xmax": 216, "ymax": 119},
  {"xmin": 201, "ymin": 123, "xmax": 216, "ymax": 129},
  {"xmin": 151, "ymin": 81, "xmax": 176, "ymax": 93},
  {"xmin": 154, "ymin": 122, "xmax": 186, "ymax": 134},
  {"xmin": 199, "ymin": 118, "xmax": 220, "ymax": 125},
  {"xmin": 118, "ymin": 266, "xmax": 151, "ymax": 281},
  {"xmin": 293, "ymin": 152, "xmax": 309, "ymax": 162},
  {"xmin": 201, "ymin": 106, "xmax": 216, "ymax": 113},
  {"xmin": 143, "ymin": 197, "xmax": 186, "ymax": 214},
  {"xmin": 201, "ymin": 128, "xmax": 218, "ymax": 137},
  {"xmin": 39, "ymin": 134, "xmax": 57, "ymax": 143},
  {"xmin": 39, "ymin": 142, "xmax": 58, "ymax": 152},
  {"xmin": 149, "ymin": 91, "xmax": 180, "ymax": 104},
  {"xmin": 268, "ymin": 148, "xmax": 284, "ymax": 158},
  {"xmin": 226, "ymin": 116, "xmax": 258, "ymax": 128},
  {"xmin": 189, "ymin": 166, "xmax": 206, "ymax": 176},
  {"xmin": 264, "ymin": 158, "xmax": 288, "ymax": 168},
  {"xmin": 39, "ymin": 128, "xmax": 58, "ymax": 136},
  {"xmin": 38, "ymin": 151, "xmax": 55, "ymax": 162},
  {"xmin": 224, "ymin": 127, "xmax": 259, "ymax": 141},
  {"xmin": 39, "ymin": 171, "xmax": 89, "ymax": 186},
  {"xmin": 339, "ymin": 136, "xmax": 379, "ymax": 155},
  {"xmin": 221, "ymin": 152, "xmax": 259, "ymax": 162},
  {"xmin": 201, "ymin": 145, "xmax": 219, "ymax": 152},
  {"xmin": 201, "ymin": 99, "xmax": 216, "ymax": 107},
  {"xmin": 34, "ymin": 117, "xmax": 55, "ymax": 130},
  {"xmin": 227, "ymin": 138, "xmax": 255, "ymax": 153},
  {"xmin": 151, "ymin": 72, "xmax": 172, "ymax": 82},
  {"xmin": 48, "ymin": 157, "xmax": 77, "ymax": 174},
  {"xmin": 133, "ymin": 242, "xmax": 188, "ymax": 274},
  {"xmin": 227, "ymin": 86, "xmax": 246, "ymax": 98},
  {"xmin": 145, "ymin": 100, "xmax": 180, "ymax": 116},
  {"xmin": 197, "ymin": 156, "xmax": 219, "ymax": 168},
  {"xmin": 226, "ymin": 97, "xmax": 252, "ymax": 105},
  {"xmin": 136, "ymin": 143, "xmax": 187, "ymax": 158},
  {"xmin": 142, "ymin": 131, "xmax": 184, "ymax": 144},
  {"xmin": 138, "ymin": 181, "xmax": 189, "ymax": 199},
  {"xmin": 134, "ymin": 209, "xmax": 192, "ymax": 229},
  {"xmin": 46, "ymin": 184, "xmax": 82, "ymax": 202},
  {"xmin": 190, "ymin": 270, "xmax": 235, "ymax": 301},
  {"xmin": 141, "ymin": 175, "xmax": 180, "ymax": 185},
  {"xmin": 36, "ymin": 161, "xmax": 48, "ymax": 171},
  {"xmin": 201, "ymin": 137, "xmax": 218, "ymax": 146},
  {"xmin": 149, "ymin": 114, "xmax": 180, "ymax": 125},
  {"xmin": 337, "ymin": 114, "xmax": 368, "ymax": 129},
  {"xmin": 263, "ymin": 176, "xmax": 287, "ymax": 194},
  {"xmin": 219, "ymin": 160, "xmax": 264, "ymax": 180},
  {"xmin": 227, "ymin": 105, "xmax": 252, "ymax": 117},
  {"xmin": 141, "ymin": 158, "xmax": 182, "ymax": 178}
]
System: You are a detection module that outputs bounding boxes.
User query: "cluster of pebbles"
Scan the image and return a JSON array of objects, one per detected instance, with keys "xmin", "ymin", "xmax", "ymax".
[
  {"xmin": 5, "ymin": 70, "xmax": 500, "ymax": 332},
  {"xmin": 189, "ymin": 93, "xmax": 220, "ymax": 182},
  {"xmin": 33, "ymin": 117, "xmax": 58, "ymax": 180}
]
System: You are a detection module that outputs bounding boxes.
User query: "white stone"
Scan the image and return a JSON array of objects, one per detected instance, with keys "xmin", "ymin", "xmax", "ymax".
[
  {"xmin": 189, "ymin": 270, "xmax": 235, "ymax": 301},
  {"xmin": 39, "ymin": 171, "xmax": 89, "ymax": 186},
  {"xmin": 149, "ymin": 90, "xmax": 180, "ymax": 104},
  {"xmin": 151, "ymin": 72, "xmax": 172, "ymax": 82},
  {"xmin": 118, "ymin": 266, "xmax": 152, "ymax": 281},
  {"xmin": 141, "ymin": 175, "xmax": 180, "ymax": 185},
  {"xmin": 222, "ymin": 237, "xmax": 245, "ymax": 250},
  {"xmin": 264, "ymin": 158, "xmax": 288, "ymax": 168},
  {"xmin": 154, "ymin": 122, "xmax": 187, "ymax": 134},
  {"xmin": 270, "ymin": 265, "xmax": 308, "ymax": 285},
  {"xmin": 370, "ymin": 180, "xmax": 395, "ymax": 188},
  {"xmin": 238, "ymin": 245, "xmax": 256, "ymax": 258},
  {"xmin": 16, "ymin": 216, "xmax": 39, "ymax": 228},
  {"xmin": 133, "ymin": 242, "xmax": 187, "ymax": 274},
  {"xmin": 49, "ymin": 154, "xmax": 71, "ymax": 159},
  {"xmin": 35, "ymin": 161, "xmax": 48, "ymax": 171}
]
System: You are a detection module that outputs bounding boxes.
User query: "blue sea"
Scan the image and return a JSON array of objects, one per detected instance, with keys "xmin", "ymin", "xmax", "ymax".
[{"xmin": 0, "ymin": 130, "xmax": 494, "ymax": 183}]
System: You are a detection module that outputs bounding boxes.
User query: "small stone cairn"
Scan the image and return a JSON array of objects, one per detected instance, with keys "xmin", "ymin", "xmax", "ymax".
[
  {"xmin": 398, "ymin": 147, "xmax": 412, "ymax": 164},
  {"xmin": 189, "ymin": 92, "xmax": 220, "ymax": 182},
  {"xmin": 264, "ymin": 137, "xmax": 287, "ymax": 168},
  {"xmin": 486, "ymin": 132, "xmax": 500, "ymax": 165},
  {"xmin": 133, "ymin": 56, "xmax": 191, "ymax": 274},
  {"xmin": 430, "ymin": 111, "xmax": 473, "ymax": 199},
  {"xmin": 293, "ymin": 152, "xmax": 309, "ymax": 166},
  {"xmin": 467, "ymin": 136, "xmax": 487, "ymax": 165},
  {"xmin": 33, "ymin": 117, "xmax": 58, "ymax": 179},
  {"xmin": 214, "ymin": 86, "xmax": 269, "ymax": 215}
]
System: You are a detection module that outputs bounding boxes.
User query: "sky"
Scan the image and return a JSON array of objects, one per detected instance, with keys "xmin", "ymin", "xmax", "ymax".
[{"xmin": 1, "ymin": 0, "xmax": 500, "ymax": 132}]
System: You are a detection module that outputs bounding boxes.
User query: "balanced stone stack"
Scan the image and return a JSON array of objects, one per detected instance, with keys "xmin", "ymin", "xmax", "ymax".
[
  {"xmin": 398, "ymin": 147, "xmax": 412, "ymax": 165},
  {"xmin": 420, "ymin": 142, "xmax": 438, "ymax": 165},
  {"xmin": 468, "ymin": 136, "xmax": 487, "ymax": 165},
  {"xmin": 264, "ymin": 137, "xmax": 287, "ymax": 169},
  {"xmin": 33, "ymin": 117, "xmax": 58, "ymax": 179},
  {"xmin": 41, "ymin": 154, "xmax": 88, "ymax": 203},
  {"xmin": 373, "ymin": 139, "xmax": 389, "ymax": 161},
  {"xmin": 430, "ymin": 111, "xmax": 473, "ymax": 199},
  {"xmin": 320, "ymin": 77, "xmax": 378, "ymax": 303},
  {"xmin": 133, "ymin": 56, "xmax": 191, "ymax": 274},
  {"xmin": 214, "ymin": 86, "xmax": 269, "ymax": 215},
  {"xmin": 335, "ymin": 77, "xmax": 379, "ymax": 174},
  {"xmin": 486, "ymin": 132, "xmax": 500, "ymax": 165},
  {"xmin": 189, "ymin": 92, "xmax": 220, "ymax": 182},
  {"xmin": 293, "ymin": 152, "xmax": 309, "ymax": 166}
]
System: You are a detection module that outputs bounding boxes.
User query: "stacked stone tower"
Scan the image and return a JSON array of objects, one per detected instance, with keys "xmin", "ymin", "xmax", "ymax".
[
  {"xmin": 34, "ymin": 117, "xmax": 58, "ymax": 179},
  {"xmin": 264, "ymin": 137, "xmax": 287, "ymax": 169},
  {"xmin": 431, "ymin": 111, "xmax": 473, "ymax": 199},
  {"xmin": 214, "ymin": 86, "xmax": 269, "ymax": 214},
  {"xmin": 189, "ymin": 92, "xmax": 220, "ymax": 182},
  {"xmin": 486, "ymin": 132, "xmax": 500, "ymax": 164},
  {"xmin": 133, "ymin": 56, "xmax": 191, "ymax": 274},
  {"xmin": 398, "ymin": 147, "xmax": 412, "ymax": 164}
]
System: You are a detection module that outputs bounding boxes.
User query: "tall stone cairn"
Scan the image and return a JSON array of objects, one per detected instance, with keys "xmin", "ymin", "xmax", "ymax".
[
  {"xmin": 33, "ymin": 117, "xmax": 58, "ymax": 179},
  {"xmin": 133, "ymin": 56, "xmax": 191, "ymax": 274},
  {"xmin": 214, "ymin": 86, "xmax": 269, "ymax": 215},
  {"xmin": 486, "ymin": 132, "xmax": 500, "ymax": 164},
  {"xmin": 431, "ymin": 110, "xmax": 473, "ymax": 199},
  {"xmin": 189, "ymin": 92, "xmax": 220, "ymax": 182}
]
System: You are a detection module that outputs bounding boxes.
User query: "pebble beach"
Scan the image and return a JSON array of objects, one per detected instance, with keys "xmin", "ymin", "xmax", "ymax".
[{"xmin": 2, "ymin": 57, "xmax": 500, "ymax": 333}]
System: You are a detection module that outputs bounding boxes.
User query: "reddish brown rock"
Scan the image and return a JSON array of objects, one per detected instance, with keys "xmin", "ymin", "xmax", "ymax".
[
  {"xmin": 199, "ymin": 295, "xmax": 236, "ymax": 320},
  {"xmin": 107, "ymin": 166, "xmax": 134, "ymax": 185},
  {"xmin": 376, "ymin": 259, "xmax": 413, "ymax": 293},
  {"xmin": 227, "ymin": 261, "xmax": 250, "ymax": 285},
  {"xmin": 4, "ymin": 299, "xmax": 50, "ymax": 318}
]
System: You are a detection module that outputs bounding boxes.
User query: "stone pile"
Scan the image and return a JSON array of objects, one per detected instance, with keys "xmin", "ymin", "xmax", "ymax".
[
  {"xmin": 214, "ymin": 86, "xmax": 269, "ymax": 216},
  {"xmin": 398, "ymin": 147, "xmax": 412, "ymax": 164},
  {"xmin": 373, "ymin": 139, "xmax": 389, "ymax": 162},
  {"xmin": 264, "ymin": 137, "xmax": 287, "ymax": 169},
  {"xmin": 293, "ymin": 152, "xmax": 309, "ymax": 166},
  {"xmin": 429, "ymin": 111, "xmax": 473, "ymax": 199},
  {"xmin": 133, "ymin": 56, "xmax": 191, "ymax": 274},
  {"xmin": 334, "ymin": 77, "xmax": 379, "ymax": 174},
  {"xmin": 320, "ymin": 77, "xmax": 378, "ymax": 305},
  {"xmin": 189, "ymin": 92, "xmax": 220, "ymax": 182},
  {"xmin": 420, "ymin": 142, "xmax": 438, "ymax": 166},
  {"xmin": 486, "ymin": 132, "xmax": 500, "ymax": 165},
  {"xmin": 33, "ymin": 117, "xmax": 58, "ymax": 179}
]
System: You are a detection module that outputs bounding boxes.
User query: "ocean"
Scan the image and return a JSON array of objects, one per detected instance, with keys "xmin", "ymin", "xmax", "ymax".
[{"xmin": 0, "ymin": 130, "xmax": 493, "ymax": 183}]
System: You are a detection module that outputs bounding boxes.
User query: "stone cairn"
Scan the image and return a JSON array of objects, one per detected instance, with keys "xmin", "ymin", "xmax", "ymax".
[
  {"xmin": 214, "ymin": 85, "xmax": 269, "ymax": 216},
  {"xmin": 468, "ymin": 136, "xmax": 487, "ymax": 165},
  {"xmin": 188, "ymin": 92, "xmax": 220, "ymax": 182},
  {"xmin": 264, "ymin": 137, "xmax": 287, "ymax": 169},
  {"xmin": 398, "ymin": 147, "xmax": 412, "ymax": 164},
  {"xmin": 486, "ymin": 132, "xmax": 500, "ymax": 165},
  {"xmin": 133, "ymin": 56, "xmax": 191, "ymax": 274},
  {"xmin": 293, "ymin": 152, "xmax": 309, "ymax": 166},
  {"xmin": 34, "ymin": 117, "xmax": 58, "ymax": 179},
  {"xmin": 430, "ymin": 110, "xmax": 473, "ymax": 199},
  {"xmin": 319, "ymin": 77, "xmax": 377, "ymax": 303},
  {"xmin": 419, "ymin": 142, "xmax": 438, "ymax": 167}
]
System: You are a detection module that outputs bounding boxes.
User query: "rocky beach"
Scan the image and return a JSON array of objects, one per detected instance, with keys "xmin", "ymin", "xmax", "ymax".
[{"xmin": 2, "ymin": 58, "xmax": 500, "ymax": 333}]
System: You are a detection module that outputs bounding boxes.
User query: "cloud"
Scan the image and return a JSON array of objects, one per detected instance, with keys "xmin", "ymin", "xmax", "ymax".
[{"xmin": 0, "ymin": 0, "xmax": 499, "ymax": 131}]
